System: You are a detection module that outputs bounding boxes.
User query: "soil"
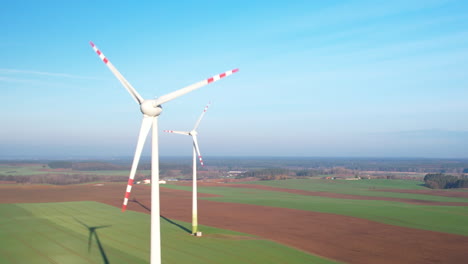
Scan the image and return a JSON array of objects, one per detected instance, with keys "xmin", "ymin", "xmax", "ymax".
[
  {"xmin": 0, "ymin": 181, "xmax": 16, "ymax": 184},
  {"xmin": 0, "ymin": 183, "xmax": 467, "ymax": 264}
]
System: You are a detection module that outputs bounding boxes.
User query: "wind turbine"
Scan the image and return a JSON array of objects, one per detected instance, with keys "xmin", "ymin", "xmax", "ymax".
[
  {"xmin": 164, "ymin": 102, "xmax": 211, "ymax": 235},
  {"xmin": 90, "ymin": 41, "xmax": 238, "ymax": 264}
]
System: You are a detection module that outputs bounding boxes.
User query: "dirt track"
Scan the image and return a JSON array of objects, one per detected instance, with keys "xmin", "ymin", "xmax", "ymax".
[{"xmin": 1, "ymin": 183, "xmax": 468, "ymax": 264}]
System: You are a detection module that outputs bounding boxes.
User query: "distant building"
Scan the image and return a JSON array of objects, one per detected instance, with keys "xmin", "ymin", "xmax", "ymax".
[
  {"xmin": 345, "ymin": 177, "xmax": 361, "ymax": 180},
  {"xmin": 141, "ymin": 179, "xmax": 166, "ymax": 184},
  {"xmin": 166, "ymin": 178, "xmax": 178, "ymax": 182},
  {"xmin": 227, "ymin": 171, "xmax": 247, "ymax": 177}
]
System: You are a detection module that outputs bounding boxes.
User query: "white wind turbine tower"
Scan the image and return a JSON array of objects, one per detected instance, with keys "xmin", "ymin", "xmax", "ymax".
[
  {"xmin": 164, "ymin": 102, "xmax": 211, "ymax": 235},
  {"xmin": 90, "ymin": 41, "xmax": 238, "ymax": 264}
]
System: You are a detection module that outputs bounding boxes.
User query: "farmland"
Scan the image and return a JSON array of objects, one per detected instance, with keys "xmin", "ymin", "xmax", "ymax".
[
  {"xmin": 0, "ymin": 201, "xmax": 335, "ymax": 264},
  {"xmin": 165, "ymin": 180, "xmax": 468, "ymax": 236},
  {"xmin": 1, "ymin": 160, "xmax": 468, "ymax": 263},
  {"xmin": 1, "ymin": 179, "xmax": 468, "ymax": 263}
]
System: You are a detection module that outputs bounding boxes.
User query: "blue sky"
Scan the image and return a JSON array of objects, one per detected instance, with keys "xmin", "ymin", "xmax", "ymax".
[{"xmin": 1, "ymin": 0, "xmax": 468, "ymax": 158}]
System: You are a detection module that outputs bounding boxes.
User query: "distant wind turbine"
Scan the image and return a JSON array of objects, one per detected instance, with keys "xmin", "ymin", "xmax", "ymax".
[
  {"xmin": 164, "ymin": 102, "xmax": 211, "ymax": 235},
  {"xmin": 90, "ymin": 41, "xmax": 238, "ymax": 264}
]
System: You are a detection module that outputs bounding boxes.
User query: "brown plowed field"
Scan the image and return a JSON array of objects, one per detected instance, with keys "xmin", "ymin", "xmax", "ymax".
[{"xmin": 1, "ymin": 183, "xmax": 468, "ymax": 264}]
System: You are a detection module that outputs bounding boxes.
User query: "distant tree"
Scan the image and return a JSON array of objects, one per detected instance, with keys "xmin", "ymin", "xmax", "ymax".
[
  {"xmin": 455, "ymin": 179, "xmax": 468, "ymax": 188},
  {"xmin": 72, "ymin": 162, "xmax": 126, "ymax": 171},
  {"xmin": 296, "ymin": 170, "xmax": 315, "ymax": 177},
  {"xmin": 423, "ymin": 173, "xmax": 464, "ymax": 189},
  {"xmin": 48, "ymin": 161, "xmax": 72, "ymax": 169}
]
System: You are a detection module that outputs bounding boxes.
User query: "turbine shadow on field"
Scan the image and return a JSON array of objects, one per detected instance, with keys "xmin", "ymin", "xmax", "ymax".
[
  {"xmin": 130, "ymin": 198, "xmax": 191, "ymax": 233},
  {"xmin": 130, "ymin": 198, "xmax": 151, "ymax": 212},
  {"xmin": 161, "ymin": 215, "xmax": 191, "ymax": 234},
  {"xmin": 74, "ymin": 217, "xmax": 111, "ymax": 264}
]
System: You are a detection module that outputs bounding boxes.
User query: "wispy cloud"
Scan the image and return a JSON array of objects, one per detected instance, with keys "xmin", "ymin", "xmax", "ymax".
[
  {"xmin": 0, "ymin": 68, "xmax": 101, "ymax": 80},
  {"xmin": 372, "ymin": 129, "xmax": 468, "ymax": 139},
  {"xmin": 0, "ymin": 76, "xmax": 42, "ymax": 84}
]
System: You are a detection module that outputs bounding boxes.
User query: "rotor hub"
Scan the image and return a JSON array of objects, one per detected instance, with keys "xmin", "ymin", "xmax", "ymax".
[{"xmin": 140, "ymin": 100, "xmax": 162, "ymax": 117}]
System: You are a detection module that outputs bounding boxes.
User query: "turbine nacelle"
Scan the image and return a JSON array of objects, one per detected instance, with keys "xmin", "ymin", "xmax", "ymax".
[
  {"xmin": 140, "ymin": 100, "xmax": 163, "ymax": 117},
  {"xmin": 189, "ymin": 130, "xmax": 198, "ymax": 136}
]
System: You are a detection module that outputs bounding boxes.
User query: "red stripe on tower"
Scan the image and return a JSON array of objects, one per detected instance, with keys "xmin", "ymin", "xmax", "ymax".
[
  {"xmin": 125, "ymin": 192, "xmax": 131, "ymax": 199},
  {"xmin": 121, "ymin": 204, "xmax": 127, "ymax": 212},
  {"xmin": 207, "ymin": 77, "xmax": 214, "ymax": 83},
  {"xmin": 220, "ymin": 73, "xmax": 226, "ymax": 78}
]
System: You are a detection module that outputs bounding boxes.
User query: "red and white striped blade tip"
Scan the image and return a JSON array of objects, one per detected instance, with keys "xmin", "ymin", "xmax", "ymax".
[
  {"xmin": 163, "ymin": 130, "xmax": 173, "ymax": 133},
  {"xmin": 122, "ymin": 178, "xmax": 134, "ymax": 212},
  {"xmin": 207, "ymin": 68, "xmax": 239, "ymax": 84},
  {"xmin": 199, "ymin": 156, "xmax": 204, "ymax": 166},
  {"xmin": 89, "ymin": 41, "xmax": 109, "ymax": 64}
]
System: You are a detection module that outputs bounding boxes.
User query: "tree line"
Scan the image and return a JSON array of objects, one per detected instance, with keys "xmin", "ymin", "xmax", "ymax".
[
  {"xmin": 423, "ymin": 173, "xmax": 468, "ymax": 189},
  {"xmin": 48, "ymin": 161, "xmax": 126, "ymax": 171},
  {"xmin": 0, "ymin": 174, "xmax": 127, "ymax": 185},
  {"xmin": 47, "ymin": 161, "xmax": 193, "ymax": 174}
]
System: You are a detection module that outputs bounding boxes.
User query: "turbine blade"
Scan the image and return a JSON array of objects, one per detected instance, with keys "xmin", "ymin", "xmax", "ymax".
[
  {"xmin": 122, "ymin": 116, "xmax": 153, "ymax": 212},
  {"xmin": 163, "ymin": 130, "xmax": 190, "ymax": 136},
  {"xmin": 192, "ymin": 135, "xmax": 204, "ymax": 166},
  {"xmin": 90, "ymin": 41, "xmax": 144, "ymax": 104},
  {"xmin": 193, "ymin": 102, "xmax": 211, "ymax": 131},
  {"xmin": 154, "ymin": 69, "xmax": 239, "ymax": 106}
]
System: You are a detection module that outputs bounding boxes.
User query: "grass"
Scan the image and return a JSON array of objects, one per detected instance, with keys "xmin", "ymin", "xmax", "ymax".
[
  {"xmin": 245, "ymin": 178, "xmax": 427, "ymax": 191},
  {"xmin": 242, "ymin": 178, "xmax": 468, "ymax": 202},
  {"xmin": 163, "ymin": 181, "xmax": 468, "ymax": 236},
  {"xmin": 0, "ymin": 201, "xmax": 338, "ymax": 264}
]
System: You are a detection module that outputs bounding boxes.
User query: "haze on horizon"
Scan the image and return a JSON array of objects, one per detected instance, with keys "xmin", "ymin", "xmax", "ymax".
[{"xmin": 1, "ymin": 0, "xmax": 468, "ymax": 159}]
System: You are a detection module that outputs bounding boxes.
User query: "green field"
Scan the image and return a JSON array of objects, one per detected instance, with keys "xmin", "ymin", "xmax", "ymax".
[
  {"xmin": 248, "ymin": 178, "xmax": 428, "ymax": 191},
  {"xmin": 164, "ymin": 179, "xmax": 468, "ymax": 236},
  {"xmin": 243, "ymin": 179, "xmax": 468, "ymax": 201},
  {"xmin": 0, "ymin": 201, "xmax": 338, "ymax": 264}
]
